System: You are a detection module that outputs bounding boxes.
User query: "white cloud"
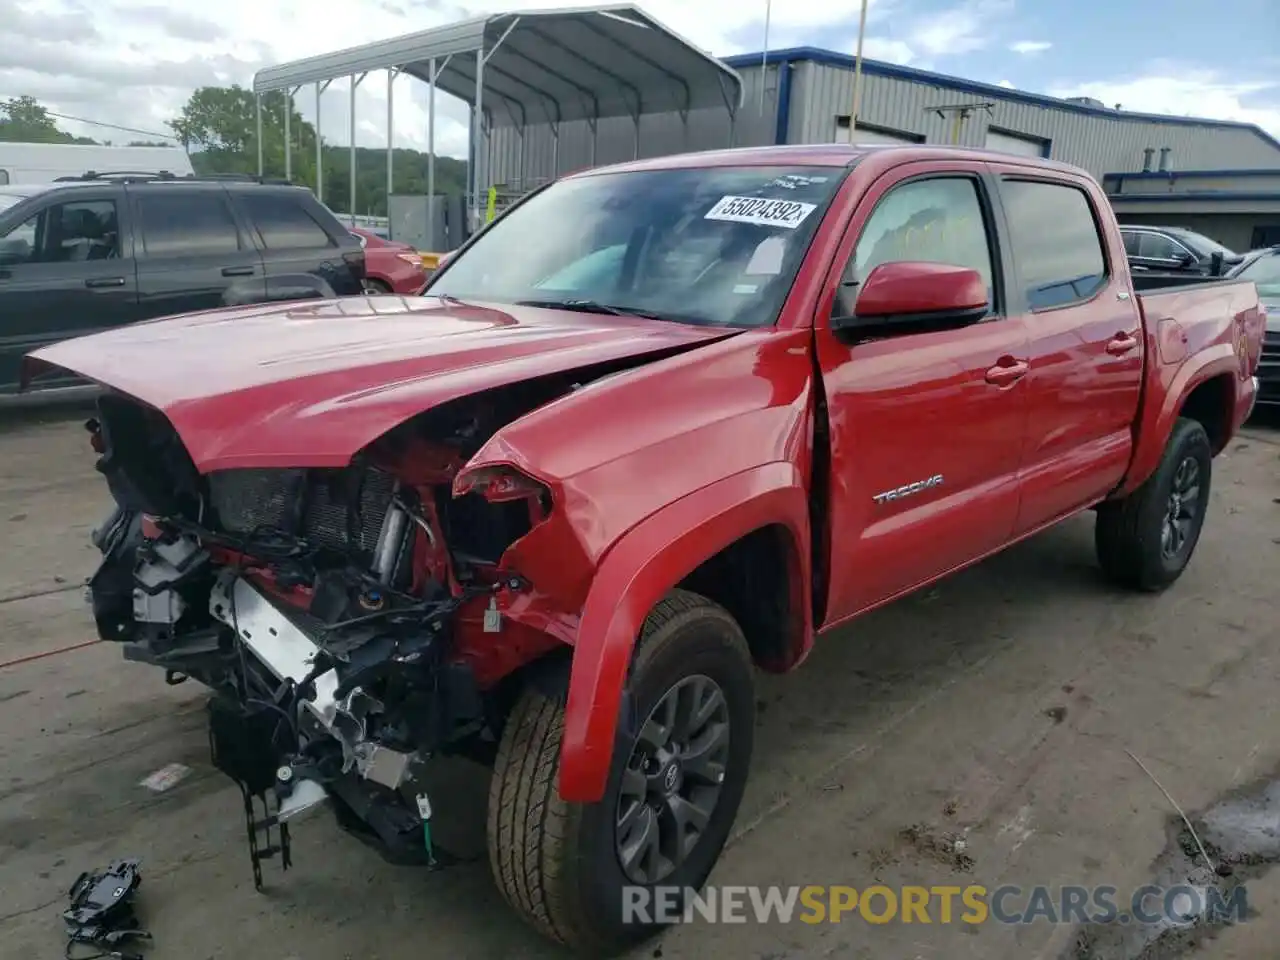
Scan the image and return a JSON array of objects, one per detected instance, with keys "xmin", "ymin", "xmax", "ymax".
[
  {"xmin": 1049, "ymin": 70, "xmax": 1280, "ymax": 137},
  {"xmin": 996, "ymin": 79, "xmax": 1016, "ymax": 89},
  {"xmin": 1009, "ymin": 40, "xmax": 1051, "ymax": 55}
]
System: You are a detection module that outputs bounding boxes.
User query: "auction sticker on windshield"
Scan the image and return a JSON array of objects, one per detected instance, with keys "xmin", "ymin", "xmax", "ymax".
[{"xmin": 705, "ymin": 195, "xmax": 817, "ymax": 229}]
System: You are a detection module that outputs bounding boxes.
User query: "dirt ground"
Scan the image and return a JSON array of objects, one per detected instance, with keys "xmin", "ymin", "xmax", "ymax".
[{"xmin": 0, "ymin": 401, "xmax": 1277, "ymax": 960}]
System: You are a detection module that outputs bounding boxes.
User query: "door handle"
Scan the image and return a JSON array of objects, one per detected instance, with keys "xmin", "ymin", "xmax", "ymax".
[
  {"xmin": 1106, "ymin": 332, "xmax": 1139, "ymax": 355},
  {"xmin": 84, "ymin": 277, "xmax": 125, "ymax": 288},
  {"xmin": 985, "ymin": 358, "xmax": 1029, "ymax": 386},
  {"xmin": 222, "ymin": 266, "xmax": 256, "ymax": 277}
]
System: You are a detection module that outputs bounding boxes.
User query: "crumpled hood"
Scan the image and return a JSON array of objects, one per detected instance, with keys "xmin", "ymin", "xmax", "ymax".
[{"xmin": 24, "ymin": 295, "xmax": 739, "ymax": 472}]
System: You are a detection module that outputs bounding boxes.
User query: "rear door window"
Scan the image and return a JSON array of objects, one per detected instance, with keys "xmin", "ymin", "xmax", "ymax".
[
  {"xmin": 1001, "ymin": 179, "xmax": 1108, "ymax": 310},
  {"xmin": 237, "ymin": 193, "xmax": 335, "ymax": 250},
  {"xmin": 136, "ymin": 191, "xmax": 241, "ymax": 257}
]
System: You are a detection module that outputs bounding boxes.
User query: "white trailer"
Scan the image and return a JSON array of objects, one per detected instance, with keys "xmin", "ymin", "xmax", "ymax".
[{"xmin": 0, "ymin": 142, "xmax": 196, "ymax": 185}]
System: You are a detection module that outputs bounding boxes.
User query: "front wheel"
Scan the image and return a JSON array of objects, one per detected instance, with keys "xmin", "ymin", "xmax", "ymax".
[
  {"xmin": 1095, "ymin": 417, "xmax": 1213, "ymax": 591},
  {"xmin": 486, "ymin": 590, "xmax": 756, "ymax": 956}
]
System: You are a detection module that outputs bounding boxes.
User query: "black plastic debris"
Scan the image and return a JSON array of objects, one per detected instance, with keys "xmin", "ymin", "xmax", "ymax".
[{"xmin": 62, "ymin": 858, "xmax": 151, "ymax": 959}]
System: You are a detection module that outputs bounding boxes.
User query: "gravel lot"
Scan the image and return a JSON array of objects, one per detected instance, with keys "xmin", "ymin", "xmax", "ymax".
[{"xmin": 1, "ymin": 402, "xmax": 1277, "ymax": 960}]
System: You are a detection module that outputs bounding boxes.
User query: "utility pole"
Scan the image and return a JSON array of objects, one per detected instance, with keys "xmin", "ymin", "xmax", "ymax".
[
  {"xmin": 759, "ymin": 0, "xmax": 772, "ymax": 115},
  {"xmin": 850, "ymin": 0, "xmax": 870, "ymax": 135}
]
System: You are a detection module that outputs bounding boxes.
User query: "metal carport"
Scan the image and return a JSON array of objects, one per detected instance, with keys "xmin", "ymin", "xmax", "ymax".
[{"xmin": 252, "ymin": 4, "xmax": 744, "ymax": 234}]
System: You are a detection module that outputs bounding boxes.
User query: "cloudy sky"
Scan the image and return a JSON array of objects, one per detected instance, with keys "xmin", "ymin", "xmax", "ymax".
[{"xmin": 3, "ymin": 0, "xmax": 1278, "ymax": 158}]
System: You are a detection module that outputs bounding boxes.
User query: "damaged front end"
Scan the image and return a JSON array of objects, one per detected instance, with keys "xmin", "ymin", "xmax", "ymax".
[{"xmin": 84, "ymin": 388, "xmax": 562, "ymax": 885}]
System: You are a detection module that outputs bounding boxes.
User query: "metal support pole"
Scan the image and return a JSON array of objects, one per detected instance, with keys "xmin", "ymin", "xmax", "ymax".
[
  {"xmin": 427, "ymin": 58, "xmax": 437, "ymax": 241},
  {"xmin": 633, "ymin": 115, "xmax": 640, "ymax": 160},
  {"xmin": 551, "ymin": 124, "xmax": 559, "ymax": 178},
  {"xmin": 517, "ymin": 126, "xmax": 525, "ymax": 190},
  {"xmin": 472, "ymin": 49, "xmax": 485, "ymax": 232},
  {"xmin": 255, "ymin": 94, "xmax": 263, "ymax": 176},
  {"xmin": 590, "ymin": 118, "xmax": 598, "ymax": 166},
  {"xmin": 284, "ymin": 88, "xmax": 292, "ymax": 180},
  {"xmin": 315, "ymin": 81, "xmax": 325, "ymax": 201},
  {"xmin": 850, "ymin": 0, "xmax": 870, "ymax": 133},
  {"xmin": 386, "ymin": 68, "xmax": 395, "ymax": 225},
  {"xmin": 350, "ymin": 73, "xmax": 365, "ymax": 224}
]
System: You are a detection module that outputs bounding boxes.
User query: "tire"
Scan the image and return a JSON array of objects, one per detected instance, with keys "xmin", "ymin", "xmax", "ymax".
[
  {"xmin": 1095, "ymin": 417, "xmax": 1213, "ymax": 592},
  {"xmin": 362, "ymin": 278, "xmax": 392, "ymax": 294},
  {"xmin": 486, "ymin": 589, "xmax": 756, "ymax": 956}
]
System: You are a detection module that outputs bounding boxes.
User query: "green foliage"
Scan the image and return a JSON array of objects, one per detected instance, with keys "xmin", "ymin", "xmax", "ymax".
[
  {"xmin": 0, "ymin": 96, "xmax": 96, "ymax": 144},
  {"xmin": 172, "ymin": 84, "xmax": 467, "ymax": 216},
  {"xmin": 1, "ymin": 89, "xmax": 465, "ymax": 217}
]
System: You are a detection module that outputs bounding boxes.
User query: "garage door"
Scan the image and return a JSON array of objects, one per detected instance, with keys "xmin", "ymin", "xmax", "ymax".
[{"xmin": 985, "ymin": 129, "xmax": 1047, "ymax": 157}]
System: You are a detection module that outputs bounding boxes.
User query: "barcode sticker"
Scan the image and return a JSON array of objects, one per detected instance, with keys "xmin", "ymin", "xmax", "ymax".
[{"xmin": 704, "ymin": 195, "xmax": 817, "ymax": 230}]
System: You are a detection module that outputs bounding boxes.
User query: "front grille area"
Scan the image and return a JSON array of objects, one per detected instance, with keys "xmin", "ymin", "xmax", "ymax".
[{"xmin": 207, "ymin": 467, "xmax": 397, "ymax": 556}]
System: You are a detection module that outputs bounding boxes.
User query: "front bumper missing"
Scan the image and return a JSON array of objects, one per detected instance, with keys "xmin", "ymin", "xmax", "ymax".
[{"xmin": 204, "ymin": 576, "xmax": 472, "ymax": 887}]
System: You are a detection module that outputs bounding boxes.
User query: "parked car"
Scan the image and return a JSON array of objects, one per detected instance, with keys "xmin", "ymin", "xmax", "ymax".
[
  {"xmin": 1119, "ymin": 224, "xmax": 1243, "ymax": 275},
  {"xmin": 0, "ymin": 171, "xmax": 366, "ymax": 394},
  {"xmin": 350, "ymin": 226, "xmax": 428, "ymax": 294},
  {"xmin": 1227, "ymin": 244, "xmax": 1280, "ymax": 406},
  {"xmin": 25, "ymin": 145, "xmax": 1265, "ymax": 956}
]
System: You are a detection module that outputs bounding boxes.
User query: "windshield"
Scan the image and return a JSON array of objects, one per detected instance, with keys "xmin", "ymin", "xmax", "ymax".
[
  {"xmin": 1236, "ymin": 252, "xmax": 1280, "ymax": 302},
  {"xmin": 427, "ymin": 165, "xmax": 846, "ymax": 328}
]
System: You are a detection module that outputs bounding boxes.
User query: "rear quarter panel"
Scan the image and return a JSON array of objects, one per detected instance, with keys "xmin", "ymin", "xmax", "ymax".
[{"xmin": 1116, "ymin": 278, "xmax": 1264, "ymax": 496}]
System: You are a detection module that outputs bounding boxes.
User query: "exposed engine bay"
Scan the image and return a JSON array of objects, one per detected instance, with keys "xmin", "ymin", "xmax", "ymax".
[{"xmin": 83, "ymin": 381, "xmax": 577, "ymax": 881}]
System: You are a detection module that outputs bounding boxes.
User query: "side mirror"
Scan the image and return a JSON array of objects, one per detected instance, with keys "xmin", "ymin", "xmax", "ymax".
[
  {"xmin": 831, "ymin": 261, "xmax": 989, "ymax": 340},
  {"xmin": 1176, "ymin": 251, "xmax": 1196, "ymax": 268}
]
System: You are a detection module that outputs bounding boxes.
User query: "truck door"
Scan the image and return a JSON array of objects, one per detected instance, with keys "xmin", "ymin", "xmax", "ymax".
[
  {"xmin": 131, "ymin": 185, "xmax": 265, "ymax": 317},
  {"xmin": 0, "ymin": 188, "xmax": 139, "ymax": 392},
  {"xmin": 991, "ymin": 171, "xmax": 1145, "ymax": 533},
  {"xmin": 814, "ymin": 162, "xmax": 1031, "ymax": 621}
]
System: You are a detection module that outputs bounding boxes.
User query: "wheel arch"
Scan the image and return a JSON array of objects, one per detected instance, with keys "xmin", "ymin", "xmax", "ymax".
[
  {"xmin": 557, "ymin": 462, "xmax": 813, "ymax": 803},
  {"xmin": 1116, "ymin": 346, "xmax": 1238, "ymax": 498}
]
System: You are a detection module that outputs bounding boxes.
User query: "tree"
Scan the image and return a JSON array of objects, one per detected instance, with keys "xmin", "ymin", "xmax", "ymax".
[
  {"xmin": 170, "ymin": 85, "xmax": 317, "ymax": 184},
  {"xmin": 171, "ymin": 84, "xmax": 468, "ymax": 217},
  {"xmin": 0, "ymin": 95, "xmax": 96, "ymax": 144}
]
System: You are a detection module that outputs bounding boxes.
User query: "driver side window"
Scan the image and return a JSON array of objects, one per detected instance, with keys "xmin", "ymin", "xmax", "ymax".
[
  {"xmin": 839, "ymin": 176, "xmax": 996, "ymax": 316},
  {"xmin": 0, "ymin": 199, "xmax": 120, "ymax": 266}
]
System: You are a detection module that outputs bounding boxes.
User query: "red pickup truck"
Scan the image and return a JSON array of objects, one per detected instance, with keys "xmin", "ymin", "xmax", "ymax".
[{"xmin": 25, "ymin": 144, "xmax": 1264, "ymax": 955}]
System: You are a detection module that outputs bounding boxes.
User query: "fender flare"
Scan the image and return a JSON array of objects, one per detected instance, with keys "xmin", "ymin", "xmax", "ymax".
[
  {"xmin": 1119, "ymin": 344, "xmax": 1237, "ymax": 497},
  {"xmin": 557, "ymin": 461, "xmax": 812, "ymax": 803}
]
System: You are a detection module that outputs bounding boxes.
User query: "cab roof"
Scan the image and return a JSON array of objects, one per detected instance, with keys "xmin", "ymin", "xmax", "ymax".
[{"xmin": 570, "ymin": 142, "xmax": 1091, "ymax": 178}]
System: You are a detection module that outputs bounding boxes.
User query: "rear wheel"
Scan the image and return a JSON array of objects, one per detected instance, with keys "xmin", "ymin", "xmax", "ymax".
[
  {"xmin": 486, "ymin": 590, "xmax": 755, "ymax": 956},
  {"xmin": 1095, "ymin": 417, "xmax": 1213, "ymax": 591}
]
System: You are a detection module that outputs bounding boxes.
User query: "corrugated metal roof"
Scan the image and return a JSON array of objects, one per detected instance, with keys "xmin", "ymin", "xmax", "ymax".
[
  {"xmin": 722, "ymin": 47, "xmax": 1280, "ymax": 152},
  {"xmin": 253, "ymin": 5, "xmax": 743, "ymax": 128}
]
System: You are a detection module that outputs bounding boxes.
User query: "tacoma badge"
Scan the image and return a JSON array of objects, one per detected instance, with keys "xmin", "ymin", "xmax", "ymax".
[{"xmin": 872, "ymin": 474, "xmax": 944, "ymax": 505}]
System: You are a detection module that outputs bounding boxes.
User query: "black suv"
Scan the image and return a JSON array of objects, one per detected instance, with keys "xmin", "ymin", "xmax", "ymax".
[
  {"xmin": 0, "ymin": 172, "xmax": 366, "ymax": 394},
  {"xmin": 1119, "ymin": 224, "xmax": 1243, "ymax": 276}
]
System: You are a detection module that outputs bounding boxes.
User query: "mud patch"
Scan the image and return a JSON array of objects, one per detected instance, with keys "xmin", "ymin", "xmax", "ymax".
[
  {"xmin": 1063, "ymin": 767, "xmax": 1280, "ymax": 960},
  {"xmin": 899, "ymin": 822, "xmax": 975, "ymax": 872}
]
